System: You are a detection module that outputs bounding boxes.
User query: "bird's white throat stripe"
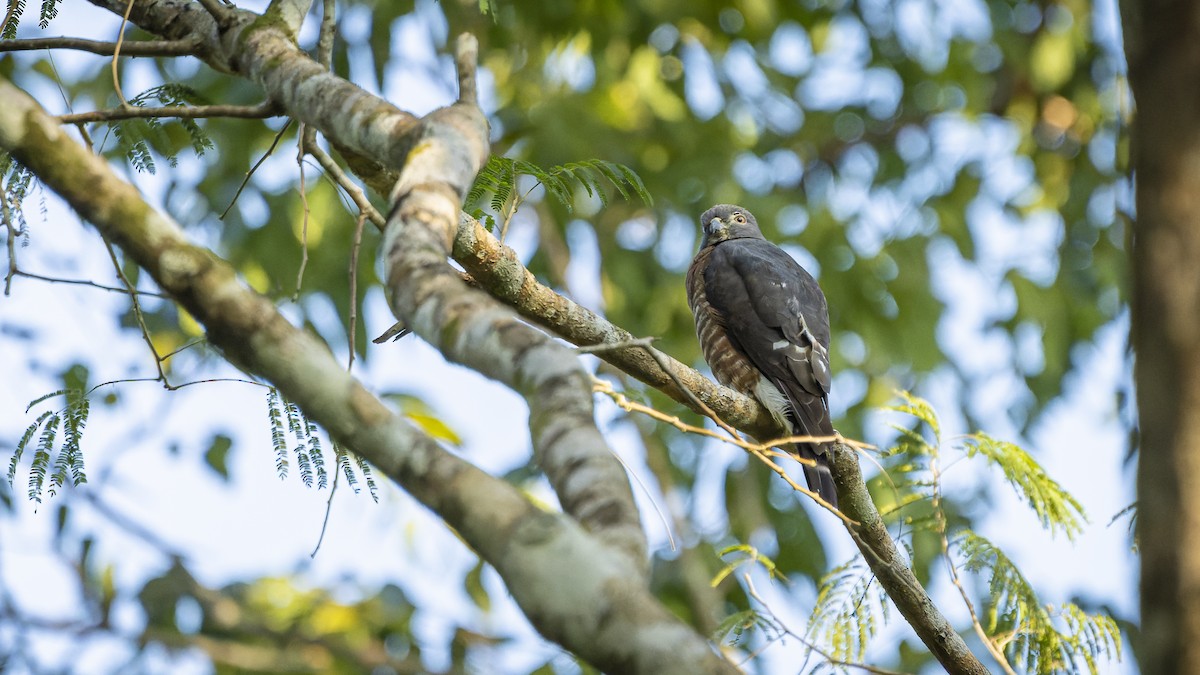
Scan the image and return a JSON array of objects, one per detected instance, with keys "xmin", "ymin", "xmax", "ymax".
[{"xmin": 772, "ymin": 339, "xmax": 789, "ymax": 350}]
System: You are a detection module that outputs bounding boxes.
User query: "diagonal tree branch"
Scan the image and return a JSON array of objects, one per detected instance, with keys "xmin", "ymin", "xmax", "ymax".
[
  {"xmin": 0, "ymin": 75, "xmax": 735, "ymax": 675},
  {"xmin": 380, "ymin": 35, "xmax": 648, "ymax": 575},
  {"xmin": 57, "ymin": 3, "xmax": 989, "ymax": 671}
]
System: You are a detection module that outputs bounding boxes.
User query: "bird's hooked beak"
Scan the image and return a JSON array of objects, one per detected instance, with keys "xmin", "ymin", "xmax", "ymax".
[{"xmin": 705, "ymin": 217, "xmax": 725, "ymax": 237}]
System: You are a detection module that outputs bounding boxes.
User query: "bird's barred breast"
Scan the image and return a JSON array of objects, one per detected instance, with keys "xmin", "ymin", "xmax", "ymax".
[{"xmin": 693, "ymin": 306, "xmax": 761, "ymax": 394}]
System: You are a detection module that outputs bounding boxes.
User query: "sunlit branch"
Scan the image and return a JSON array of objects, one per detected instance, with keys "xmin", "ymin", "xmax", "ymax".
[
  {"xmin": 0, "ymin": 36, "xmax": 200, "ymax": 56},
  {"xmin": 590, "ymin": 376, "xmax": 857, "ymax": 526},
  {"xmin": 58, "ymin": 101, "xmax": 281, "ymax": 124}
]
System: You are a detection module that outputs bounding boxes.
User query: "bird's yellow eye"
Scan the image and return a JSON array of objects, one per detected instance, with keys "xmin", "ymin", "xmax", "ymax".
[{"xmin": 733, "ymin": 213, "xmax": 746, "ymax": 223}]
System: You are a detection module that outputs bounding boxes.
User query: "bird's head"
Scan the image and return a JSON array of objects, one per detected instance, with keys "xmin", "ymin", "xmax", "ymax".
[{"xmin": 699, "ymin": 204, "xmax": 765, "ymax": 249}]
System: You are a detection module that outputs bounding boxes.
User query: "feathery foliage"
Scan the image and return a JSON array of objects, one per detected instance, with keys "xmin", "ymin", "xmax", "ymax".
[
  {"xmin": 0, "ymin": 0, "xmax": 59, "ymax": 36},
  {"xmin": 465, "ymin": 156, "xmax": 651, "ymax": 231},
  {"xmin": 965, "ymin": 433, "xmax": 1086, "ymax": 540},
  {"xmin": 264, "ymin": 388, "xmax": 376, "ymax": 500},
  {"xmin": 795, "ymin": 392, "xmax": 1116, "ymax": 671},
  {"xmin": 805, "ymin": 555, "xmax": 889, "ymax": 664},
  {"xmin": 712, "ymin": 609, "xmax": 780, "ymax": 648},
  {"xmin": 106, "ymin": 85, "xmax": 215, "ymax": 174},
  {"xmin": 711, "ymin": 544, "xmax": 789, "ymax": 587},
  {"xmin": 9, "ymin": 389, "xmax": 89, "ymax": 504},
  {"xmin": 959, "ymin": 531, "xmax": 1122, "ymax": 674},
  {"xmin": 883, "ymin": 392, "xmax": 1086, "ymax": 541},
  {"xmin": 1, "ymin": 153, "xmax": 36, "ymax": 235}
]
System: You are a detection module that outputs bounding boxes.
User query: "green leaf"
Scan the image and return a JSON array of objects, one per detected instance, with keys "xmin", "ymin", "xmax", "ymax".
[
  {"xmin": 204, "ymin": 434, "xmax": 233, "ymax": 481},
  {"xmin": 964, "ymin": 433, "xmax": 1087, "ymax": 540}
]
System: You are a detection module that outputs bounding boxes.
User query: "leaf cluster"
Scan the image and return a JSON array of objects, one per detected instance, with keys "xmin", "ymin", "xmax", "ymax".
[
  {"xmin": 265, "ymin": 387, "xmax": 377, "ymax": 501},
  {"xmin": 862, "ymin": 392, "xmax": 1114, "ymax": 673},
  {"xmin": 805, "ymin": 555, "xmax": 889, "ymax": 664},
  {"xmin": 1, "ymin": 0, "xmax": 60, "ymax": 39},
  {"xmin": 959, "ymin": 531, "xmax": 1122, "ymax": 674},
  {"xmin": 108, "ymin": 84, "xmax": 215, "ymax": 174},
  {"xmin": 8, "ymin": 388, "xmax": 89, "ymax": 503},
  {"xmin": 465, "ymin": 156, "xmax": 651, "ymax": 230}
]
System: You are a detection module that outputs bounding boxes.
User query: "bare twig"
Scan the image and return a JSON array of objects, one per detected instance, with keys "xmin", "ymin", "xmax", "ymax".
[
  {"xmin": 221, "ymin": 119, "xmax": 293, "ymax": 219},
  {"xmin": 0, "ymin": 36, "xmax": 200, "ymax": 56},
  {"xmin": 309, "ymin": 467, "xmax": 339, "ymax": 558},
  {"xmin": 59, "ymin": 101, "xmax": 280, "ymax": 124},
  {"xmin": 293, "ymin": 126, "xmax": 312, "ymax": 300},
  {"xmin": 1, "ymin": 186, "xmax": 17, "ymax": 296},
  {"xmin": 12, "ymin": 270, "xmax": 168, "ymax": 297},
  {"xmin": 196, "ymin": 0, "xmax": 237, "ymax": 29},
  {"xmin": 102, "ymin": 238, "xmax": 173, "ymax": 387},
  {"xmin": 347, "ymin": 212, "xmax": 366, "ymax": 370},
  {"xmin": 590, "ymin": 377, "xmax": 856, "ymax": 526},
  {"xmin": 315, "ymin": 0, "xmax": 335, "ymax": 68},
  {"xmin": 931, "ymin": 441, "xmax": 1017, "ymax": 674},
  {"xmin": 111, "ymin": 0, "xmax": 137, "ymax": 107},
  {"xmin": 304, "ymin": 141, "xmax": 385, "ymax": 228}
]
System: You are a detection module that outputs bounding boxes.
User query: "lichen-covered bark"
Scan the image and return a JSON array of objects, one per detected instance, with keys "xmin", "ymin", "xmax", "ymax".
[
  {"xmin": 86, "ymin": 0, "xmax": 419, "ymax": 168},
  {"xmin": 1123, "ymin": 0, "xmax": 1200, "ymax": 671},
  {"xmin": 58, "ymin": 2, "xmax": 989, "ymax": 670},
  {"xmin": 378, "ymin": 38, "xmax": 647, "ymax": 574},
  {"xmin": 0, "ymin": 77, "xmax": 735, "ymax": 675}
]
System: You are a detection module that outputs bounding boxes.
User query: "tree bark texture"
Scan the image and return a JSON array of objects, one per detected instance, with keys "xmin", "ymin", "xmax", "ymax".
[
  {"xmin": 1123, "ymin": 0, "xmax": 1200, "ymax": 671},
  {"xmin": 9, "ymin": 2, "xmax": 994, "ymax": 672},
  {"xmin": 0, "ymin": 76, "xmax": 736, "ymax": 675}
]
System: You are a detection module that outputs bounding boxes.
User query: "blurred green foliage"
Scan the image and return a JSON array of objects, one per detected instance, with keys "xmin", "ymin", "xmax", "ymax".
[{"xmin": 1, "ymin": 0, "xmax": 1129, "ymax": 671}]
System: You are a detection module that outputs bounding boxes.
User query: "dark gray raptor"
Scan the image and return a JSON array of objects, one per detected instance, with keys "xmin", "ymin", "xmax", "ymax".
[{"xmin": 686, "ymin": 204, "xmax": 838, "ymax": 507}]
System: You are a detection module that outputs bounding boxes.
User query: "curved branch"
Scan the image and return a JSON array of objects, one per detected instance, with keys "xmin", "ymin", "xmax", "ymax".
[
  {"xmin": 380, "ymin": 35, "xmax": 648, "ymax": 575},
  {"xmin": 55, "ymin": 3, "xmax": 990, "ymax": 670},
  {"xmin": 0, "ymin": 76, "xmax": 735, "ymax": 675}
]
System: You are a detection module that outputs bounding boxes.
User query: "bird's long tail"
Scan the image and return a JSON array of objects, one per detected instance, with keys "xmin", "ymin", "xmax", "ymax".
[{"xmin": 794, "ymin": 442, "xmax": 838, "ymax": 509}]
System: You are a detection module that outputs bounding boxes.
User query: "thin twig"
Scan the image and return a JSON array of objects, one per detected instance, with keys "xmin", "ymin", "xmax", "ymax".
[
  {"xmin": 931, "ymin": 438, "xmax": 1017, "ymax": 675},
  {"xmin": 158, "ymin": 338, "xmax": 208, "ymax": 362},
  {"xmin": 315, "ymin": 0, "xmax": 336, "ymax": 68},
  {"xmin": 59, "ymin": 101, "xmax": 280, "ymax": 124},
  {"xmin": 591, "ymin": 377, "xmax": 856, "ymax": 526},
  {"xmin": 347, "ymin": 212, "xmax": 366, "ymax": 370},
  {"xmin": 304, "ymin": 141, "xmax": 385, "ymax": 228},
  {"xmin": 111, "ymin": 0, "xmax": 136, "ymax": 108},
  {"xmin": 293, "ymin": 126, "xmax": 312, "ymax": 300},
  {"xmin": 12, "ymin": 270, "xmax": 168, "ymax": 297},
  {"xmin": 220, "ymin": 119, "xmax": 293, "ymax": 219},
  {"xmin": 102, "ymin": 238, "xmax": 172, "ymax": 388},
  {"xmin": 742, "ymin": 574, "xmax": 910, "ymax": 675},
  {"xmin": 310, "ymin": 466, "xmax": 339, "ymax": 558},
  {"xmin": 0, "ymin": 37, "xmax": 200, "ymax": 56}
]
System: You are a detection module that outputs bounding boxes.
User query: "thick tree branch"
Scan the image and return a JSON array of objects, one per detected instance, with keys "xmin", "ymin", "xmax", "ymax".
[
  {"xmin": 87, "ymin": 0, "xmax": 418, "ymax": 168},
  {"xmin": 57, "ymin": 3, "xmax": 988, "ymax": 669},
  {"xmin": 0, "ymin": 76, "xmax": 735, "ymax": 675},
  {"xmin": 380, "ymin": 34, "xmax": 648, "ymax": 575},
  {"xmin": 1124, "ymin": 0, "xmax": 1200, "ymax": 671}
]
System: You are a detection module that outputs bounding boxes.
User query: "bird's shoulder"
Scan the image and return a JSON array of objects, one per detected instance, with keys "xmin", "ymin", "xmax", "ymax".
[{"xmin": 706, "ymin": 237, "xmax": 814, "ymax": 287}]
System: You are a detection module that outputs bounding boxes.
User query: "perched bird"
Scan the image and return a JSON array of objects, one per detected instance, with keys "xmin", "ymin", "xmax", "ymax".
[{"xmin": 686, "ymin": 204, "xmax": 838, "ymax": 507}]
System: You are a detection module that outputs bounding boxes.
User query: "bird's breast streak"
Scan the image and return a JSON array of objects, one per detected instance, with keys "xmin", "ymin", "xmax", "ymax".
[{"xmin": 694, "ymin": 307, "xmax": 760, "ymax": 394}]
